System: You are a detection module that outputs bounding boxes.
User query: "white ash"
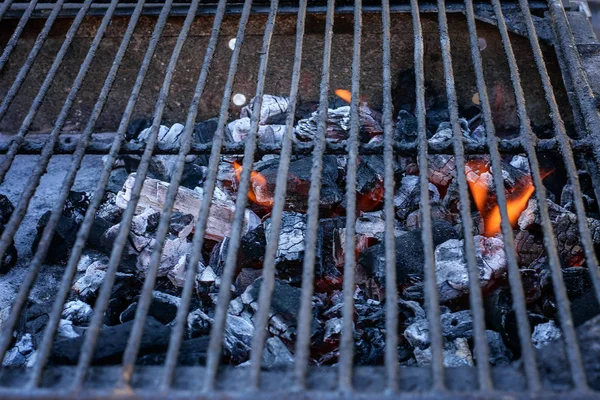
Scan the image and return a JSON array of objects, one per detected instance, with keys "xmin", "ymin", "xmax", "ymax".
[
  {"xmin": 137, "ymin": 125, "xmax": 168, "ymax": 144},
  {"xmin": 72, "ymin": 262, "xmax": 107, "ymax": 300},
  {"xmin": 2, "ymin": 333, "xmax": 34, "ymax": 367},
  {"xmin": 264, "ymin": 212, "xmax": 306, "ymax": 264},
  {"xmin": 510, "ymin": 154, "xmax": 530, "ymax": 172},
  {"xmin": 168, "ymin": 255, "xmax": 204, "ymax": 288},
  {"xmin": 295, "ymin": 105, "xmax": 382, "ymax": 143},
  {"xmin": 395, "ymin": 175, "xmax": 440, "ymax": 220},
  {"xmin": 355, "ymin": 210, "xmax": 404, "ymax": 241},
  {"xmin": 227, "ymin": 117, "xmax": 286, "ymax": 144},
  {"xmin": 62, "ymin": 300, "xmax": 92, "ymax": 326},
  {"xmin": 76, "ymin": 253, "xmax": 95, "ymax": 273},
  {"xmin": 404, "ymin": 310, "xmax": 473, "ymax": 349},
  {"xmin": 198, "ymin": 265, "xmax": 217, "ymax": 284},
  {"xmin": 532, "ymin": 320, "xmax": 562, "ymax": 349},
  {"xmin": 323, "ymin": 317, "xmax": 342, "ymax": 343},
  {"xmin": 240, "ymin": 95, "xmax": 290, "ymax": 125},
  {"xmin": 413, "ymin": 337, "xmax": 474, "ymax": 367},
  {"xmin": 136, "ymin": 236, "xmax": 193, "ymax": 277},
  {"xmin": 56, "ymin": 319, "xmax": 80, "ymax": 340},
  {"xmin": 435, "ymin": 236, "xmax": 506, "ymax": 302},
  {"xmin": 158, "ymin": 123, "xmax": 185, "ymax": 149},
  {"xmin": 428, "ymin": 119, "xmax": 478, "ymax": 147},
  {"xmin": 131, "ymin": 207, "xmax": 159, "ymax": 236},
  {"xmin": 261, "ymin": 337, "xmax": 294, "ymax": 369},
  {"xmin": 428, "ymin": 155, "xmax": 455, "ymax": 188}
]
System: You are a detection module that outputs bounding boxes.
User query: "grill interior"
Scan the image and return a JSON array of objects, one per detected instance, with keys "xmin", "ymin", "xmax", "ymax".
[{"xmin": 0, "ymin": 0, "xmax": 600, "ymax": 398}]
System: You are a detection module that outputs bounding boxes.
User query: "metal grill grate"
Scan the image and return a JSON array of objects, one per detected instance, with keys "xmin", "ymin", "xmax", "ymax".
[{"xmin": 0, "ymin": 0, "xmax": 599, "ymax": 398}]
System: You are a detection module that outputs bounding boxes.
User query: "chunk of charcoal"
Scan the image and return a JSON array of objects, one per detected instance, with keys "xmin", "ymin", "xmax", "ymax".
[
  {"xmin": 50, "ymin": 317, "xmax": 170, "ymax": 365},
  {"xmin": 242, "ymin": 278, "xmax": 301, "ymax": 318},
  {"xmin": 486, "ymin": 330, "xmax": 512, "ymax": 365},
  {"xmin": 521, "ymin": 268, "xmax": 541, "ymax": 303},
  {"xmin": 235, "ymin": 268, "xmax": 262, "ymax": 294},
  {"xmin": 237, "ymin": 224, "xmax": 266, "ymax": 271},
  {"xmin": 356, "ymin": 155, "xmax": 384, "ymax": 197},
  {"xmin": 137, "ymin": 337, "xmax": 209, "ymax": 366},
  {"xmin": 72, "ymin": 262, "xmax": 107, "ymax": 302},
  {"xmin": 425, "ymin": 107, "xmax": 450, "ymax": 133},
  {"xmin": 514, "ymin": 229, "xmax": 544, "ymax": 266},
  {"xmin": 355, "ymin": 210, "xmax": 404, "ymax": 242},
  {"xmin": 180, "ymin": 162, "xmax": 207, "ymax": 189},
  {"xmin": 434, "ymin": 236, "xmax": 506, "ymax": 302},
  {"xmin": 126, "ymin": 118, "xmax": 152, "ymax": 141},
  {"xmin": 260, "ymin": 337, "xmax": 294, "ymax": 369},
  {"xmin": 518, "ymin": 198, "xmax": 600, "ymax": 267},
  {"xmin": 428, "ymin": 119, "xmax": 477, "ymax": 147},
  {"xmin": 295, "ymin": 105, "xmax": 382, "ymax": 143},
  {"xmin": 138, "ymin": 125, "xmax": 169, "ymax": 143},
  {"xmin": 32, "ymin": 191, "xmax": 89, "ymax": 264},
  {"xmin": 120, "ymin": 291, "xmax": 181, "ymax": 325},
  {"xmin": 395, "ymin": 175, "xmax": 440, "ymax": 220},
  {"xmin": 0, "ymin": 194, "xmax": 14, "ymax": 224},
  {"xmin": 264, "ymin": 212, "xmax": 306, "ymax": 284},
  {"xmin": 107, "ymin": 167, "xmax": 130, "ymax": 194},
  {"xmin": 0, "ymin": 225, "xmax": 17, "ymax": 274},
  {"xmin": 315, "ymin": 217, "xmax": 345, "ymax": 291},
  {"xmin": 158, "ymin": 123, "xmax": 184, "ymax": 149},
  {"xmin": 136, "ymin": 236, "xmax": 193, "ymax": 277},
  {"xmin": 169, "ymin": 212, "xmax": 194, "ymax": 238},
  {"xmin": 405, "ymin": 203, "xmax": 453, "ymax": 230},
  {"xmin": 404, "ymin": 310, "xmax": 473, "ymax": 349},
  {"xmin": 394, "ymin": 110, "xmax": 418, "ymax": 142},
  {"xmin": 570, "ymin": 288, "xmax": 600, "ymax": 326},
  {"xmin": 323, "ymin": 317, "xmax": 342, "ymax": 343},
  {"xmin": 56, "ymin": 319, "xmax": 81, "ymax": 340},
  {"xmin": 17, "ymin": 302, "xmax": 51, "ymax": 347},
  {"xmin": 187, "ymin": 309, "xmax": 212, "ymax": 338},
  {"xmin": 532, "ymin": 320, "xmax": 562, "ymax": 349},
  {"xmin": 241, "ymin": 95, "xmax": 290, "ymax": 125},
  {"xmin": 62, "ymin": 300, "xmax": 93, "ymax": 326},
  {"xmin": 354, "ymin": 327, "xmax": 385, "ymax": 365},
  {"xmin": 358, "ymin": 220, "xmax": 458, "ymax": 287},
  {"xmin": 168, "ymin": 255, "xmax": 204, "ymax": 288},
  {"xmin": 413, "ymin": 337, "xmax": 473, "ymax": 367},
  {"xmin": 227, "ymin": 118, "xmax": 286, "ymax": 144},
  {"xmin": 194, "ymin": 118, "xmax": 218, "ymax": 144},
  {"xmin": 2, "ymin": 334, "xmax": 34, "ymax": 367},
  {"xmin": 428, "ymin": 154, "xmax": 455, "ymax": 188}
]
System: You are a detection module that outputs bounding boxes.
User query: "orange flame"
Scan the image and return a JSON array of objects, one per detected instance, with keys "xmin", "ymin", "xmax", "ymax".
[
  {"xmin": 233, "ymin": 161, "xmax": 274, "ymax": 207},
  {"xmin": 335, "ymin": 89, "xmax": 352, "ymax": 103},
  {"xmin": 466, "ymin": 160, "xmax": 552, "ymax": 237}
]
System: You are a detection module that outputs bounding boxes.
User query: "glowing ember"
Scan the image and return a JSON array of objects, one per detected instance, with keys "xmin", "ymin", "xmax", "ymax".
[
  {"xmin": 233, "ymin": 161, "xmax": 274, "ymax": 207},
  {"xmin": 466, "ymin": 160, "xmax": 549, "ymax": 237},
  {"xmin": 335, "ymin": 89, "xmax": 352, "ymax": 103}
]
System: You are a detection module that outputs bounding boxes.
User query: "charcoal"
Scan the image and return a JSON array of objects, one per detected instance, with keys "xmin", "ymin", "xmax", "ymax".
[
  {"xmin": 355, "ymin": 210, "xmax": 404, "ymax": 242},
  {"xmin": 540, "ymin": 266, "xmax": 592, "ymax": 301},
  {"xmin": 2, "ymin": 334, "xmax": 34, "ymax": 367},
  {"xmin": 50, "ymin": 317, "xmax": 170, "ymax": 365},
  {"xmin": 428, "ymin": 119, "xmax": 478, "ymax": 147},
  {"xmin": 315, "ymin": 217, "xmax": 345, "ymax": 290},
  {"xmin": 130, "ymin": 207, "xmax": 160, "ymax": 236},
  {"xmin": 242, "ymin": 278, "xmax": 301, "ymax": 318},
  {"xmin": 158, "ymin": 123, "xmax": 184, "ymax": 150},
  {"xmin": 395, "ymin": 175, "xmax": 440, "ymax": 220},
  {"xmin": 413, "ymin": 337, "xmax": 473, "ymax": 367},
  {"xmin": 260, "ymin": 337, "xmax": 294, "ymax": 369},
  {"xmin": 295, "ymin": 105, "xmax": 382, "ymax": 143},
  {"xmin": 169, "ymin": 212, "xmax": 194, "ymax": 238},
  {"xmin": 32, "ymin": 191, "xmax": 89, "ymax": 265},
  {"xmin": 0, "ymin": 225, "xmax": 17, "ymax": 274},
  {"xmin": 510, "ymin": 154, "xmax": 530, "ymax": 172},
  {"xmin": 0, "ymin": 193, "xmax": 15, "ymax": 224},
  {"xmin": 356, "ymin": 156, "xmax": 385, "ymax": 208},
  {"xmin": 62, "ymin": 300, "xmax": 93, "ymax": 326},
  {"xmin": 56, "ymin": 319, "xmax": 81, "ymax": 340},
  {"xmin": 405, "ymin": 203, "xmax": 453, "ymax": 230},
  {"xmin": 521, "ymin": 268, "xmax": 541, "ymax": 303},
  {"xmin": 137, "ymin": 337, "xmax": 209, "ymax": 366},
  {"xmin": 126, "ymin": 118, "xmax": 152, "ymax": 141},
  {"xmin": 253, "ymin": 156, "xmax": 342, "ymax": 211},
  {"xmin": 168, "ymin": 255, "xmax": 203, "ymax": 288},
  {"xmin": 235, "ymin": 268, "xmax": 262, "ymax": 294},
  {"xmin": 187, "ymin": 309, "xmax": 212, "ymax": 338},
  {"xmin": 570, "ymin": 288, "xmax": 600, "ymax": 326},
  {"xmin": 354, "ymin": 327, "xmax": 385, "ymax": 365},
  {"xmin": 264, "ymin": 212, "xmax": 306, "ymax": 284},
  {"xmin": 120, "ymin": 291, "xmax": 180, "ymax": 325},
  {"xmin": 394, "ymin": 110, "xmax": 418, "ymax": 142},
  {"xmin": 107, "ymin": 167, "xmax": 130, "ymax": 194},
  {"xmin": 486, "ymin": 330, "xmax": 512, "ymax": 366},
  {"xmin": 323, "ymin": 317, "xmax": 342, "ymax": 343},
  {"xmin": 404, "ymin": 310, "xmax": 473, "ymax": 349},
  {"xmin": 223, "ymin": 314, "xmax": 254, "ymax": 363},
  {"xmin": 227, "ymin": 118, "xmax": 286, "ymax": 144},
  {"xmin": 425, "ymin": 107, "xmax": 450, "ymax": 133},
  {"xmin": 208, "ymin": 238, "xmax": 228, "ymax": 276},
  {"xmin": 532, "ymin": 320, "xmax": 562, "ymax": 349},
  {"xmin": 138, "ymin": 125, "xmax": 168, "ymax": 143},
  {"xmin": 435, "ymin": 236, "xmax": 506, "ymax": 302},
  {"xmin": 518, "ymin": 198, "xmax": 600, "ymax": 266},
  {"xmin": 428, "ymin": 155, "xmax": 455, "ymax": 188},
  {"xmin": 72, "ymin": 261, "xmax": 107, "ymax": 302},
  {"xmin": 136, "ymin": 236, "xmax": 193, "ymax": 277},
  {"xmin": 514, "ymin": 230, "xmax": 544, "ymax": 266},
  {"xmin": 237, "ymin": 224, "xmax": 266, "ymax": 270},
  {"xmin": 241, "ymin": 95, "xmax": 290, "ymax": 125},
  {"xmin": 358, "ymin": 220, "xmax": 458, "ymax": 287},
  {"xmin": 194, "ymin": 118, "xmax": 218, "ymax": 144},
  {"xmin": 179, "ymin": 162, "xmax": 207, "ymax": 189},
  {"xmin": 17, "ymin": 302, "xmax": 52, "ymax": 348}
]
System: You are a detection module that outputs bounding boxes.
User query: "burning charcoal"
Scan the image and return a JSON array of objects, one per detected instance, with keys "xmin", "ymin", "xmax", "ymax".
[
  {"xmin": 355, "ymin": 210, "xmax": 404, "ymax": 242},
  {"xmin": 62, "ymin": 300, "xmax": 93, "ymax": 326},
  {"xmin": 315, "ymin": 217, "xmax": 345, "ymax": 290},
  {"xmin": 56, "ymin": 319, "xmax": 81, "ymax": 340},
  {"xmin": 237, "ymin": 224, "xmax": 266, "ymax": 270},
  {"xmin": 394, "ymin": 110, "xmax": 418, "ymax": 142},
  {"xmin": 32, "ymin": 191, "xmax": 89, "ymax": 265},
  {"xmin": 434, "ymin": 236, "xmax": 506, "ymax": 302},
  {"xmin": 428, "ymin": 119, "xmax": 477, "ymax": 147},
  {"xmin": 227, "ymin": 118, "xmax": 286, "ymax": 144},
  {"xmin": 2, "ymin": 334, "xmax": 35, "ymax": 367},
  {"xmin": 428, "ymin": 155, "xmax": 455, "ymax": 189},
  {"xmin": 168, "ymin": 255, "xmax": 204, "ymax": 288},
  {"xmin": 395, "ymin": 175, "xmax": 440, "ymax": 220},
  {"xmin": 413, "ymin": 337, "xmax": 473, "ymax": 367},
  {"xmin": 264, "ymin": 212, "xmax": 306, "ymax": 284},
  {"xmin": 355, "ymin": 156, "xmax": 385, "ymax": 211},
  {"xmin": 514, "ymin": 230, "xmax": 544, "ymax": 266},
  {"xmin": 486, "ymin": 330, "xmax": 512, "ymax": 366},
  {"xmin": 532, "ymin": 320, "xmax": 562, "ymax": 349},
  {"xmin": 404, "ymin": 310, "xmax": 473, "ymax": 349},
  {"xmin": 136, "ymin": 236, "xmax": 193, "ymax": 278},
  {"xmin": 116, "ymin": 173, "xmax": 260, "ymax": 242},
  {"xmin": 120, "ymin": 291, "xmax": 180, "ymax": 325},
  {"xmin": 137, "ymin": 336, "xmax": 209, "ymax": 366},
  {"xmin": 241, "ymin": 95, "xmax": 290, "ymax": 125},
  {"xmin": 295, "ymin": 105, "xmax": 383, "ymax": 143},
  {"xmin": 260, "ymin": 337, "xmax": 294, "ymax": 369},
  {"xmin": 510, "ymin": 154, "xmax": 530, "ymax": 172},
  {"xmin": 405, "ymin": 203, "xmax": 453, "ymax": 230},
  {"xmin": 50, "ymin": 317, "xmax": 170, "ymax": 365},
  {"xmin": 518, "ymin": 198, "xmax": 600, "ymax": 266},
  {"xmin": 359, "ymin": 220, "xmax": 458, "ymax": 288}
]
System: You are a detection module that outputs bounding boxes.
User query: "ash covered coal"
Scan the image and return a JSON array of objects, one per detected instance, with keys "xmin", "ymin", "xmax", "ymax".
[{"xmin": 7, "ymin": 93, "xmax": 600, "ymax": 372}]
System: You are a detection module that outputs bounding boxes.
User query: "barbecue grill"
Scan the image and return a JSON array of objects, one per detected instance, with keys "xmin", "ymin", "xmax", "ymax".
[{"xmin": 0, "ymin": 0, "xmax": 599, "ymax": 398}]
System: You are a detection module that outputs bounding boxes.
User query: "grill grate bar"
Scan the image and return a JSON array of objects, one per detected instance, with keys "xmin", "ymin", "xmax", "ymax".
[
  {"xmin": 0, "ymin": 0, "xmax": 65, "ymax": 116},
  {"xmin": 117, "ymin": 0, "xmax": 227, "ymax": 388},
  {"xmin": 0, "ymin": 0, "xmax": 118, "ymax": 365},
  {"xmin": 437, "ymin": 0, "xmax": 492, "ymax": 391},
  {"xmin": 70, "ymin": 0, "xmax": 201, "ymax": 389},
  {"xmin": 247, "ymin": 0, "xmax": 307, "ymax": 389},
  {"xmin": 292, "ymin": 0, "xmax": 335, "ymax": 389},
  {"xmin": 156, "ymin": 0, "xmax": 254, "ymax": 389},
  {"xmin": 0, "ymin": 0, "xmax": 40, "ymax": 73},
  {"xmin": 463, "ymin": 0, "xmax": 542, "ymax": 391},
  {"xmin": 23, "ymin": 0, "xmax": 148, "ymax": 387},
  {"xmin": 411, "ymin": 0, "xmax": 445, "ymax": 391},
  {"xmin": 519, "ymin": 0, "xmax": 600, "ymax": 328},
  {"xmin": 491, "ymin": 0, "xmax": 588, "ymax": 390},
  {"xmin": 381, "ymin": 0, "xmax": 399, "ymax": 392},
  {"xmin": 338, "ymin": 0, "xmax": 362, "ymax": 391},
  {"xmin": 0, "ymin": 0, "xmax": 15, "ymax": 21},
  {"xmin": 0, "ymin": 0, "xmax": 94, "ymax": 179},
  {"xmin": 202, "ymin": 0, "xmax": 279, "ymax": 391}
]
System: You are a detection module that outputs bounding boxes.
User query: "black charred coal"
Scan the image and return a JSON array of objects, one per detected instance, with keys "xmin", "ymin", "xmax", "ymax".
[
  {"xmin": 0, "ymin": 225, "xmax": 17, "ymax": 274},
  {"xmin": 0, "ymin": 194, "xmax": 14, "ymax": 224},
  {"xmin": 50, "ymin": 317, "xmax": 170, "ymax": 365},
  {"xmin": 119, "ymin": 291, "xmax": 181, "ymax": 325},
  {"xmin": 168, "ymin": 212, "xmax": 194, "ymax": 238},
  {"xmin": 17, "ymin": 301, "xmax": 51, "ymax": 348},
  {"xmin": 107, "ymin": 167, "xmax": 129, "ymax": 194},
  {"xmin": 137, "ymin": 336, "xmax": 209, "ymax": 366},
  {"xmin": 394, "ymin": 110, "xmax": 419, "ymax": 143},
  {"xmin": 570, "ymin": 288, "xmax": 600, "ymax": 327},
  {"xmin": 315, "ymin": 217, "xmax": 345, "ymax": 291},
  {"xmin": 104, "ymin": 275, "xmax": 142, "ymax": 325},
  {"xmin": 126, "ymin": 118, "xmax": 152, "ymax": 141},
  {"xmin": 264, "ymin": 212, "xmax": 306, "ymax": 285},
  {"xmin": 359, "ymin": 220, "xmax": 458, "ymax": 288},
  {"xmin": 486, "ymin": 330, "xmax": 512, "ymax": 366},
  {"xmin": 243, "ymin": 278, "xmax": 301, "ymax": 319},
  {"xmin": 238, "ymin": 224, "xmax": 266, "ymax": 270},
  {"xmin": 32, "ymin": 191, "xmax": 89, "ymax": 264},
  {"xmin": 235, "ymin": 268, "xmax": 262, "ymax": 294}
]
